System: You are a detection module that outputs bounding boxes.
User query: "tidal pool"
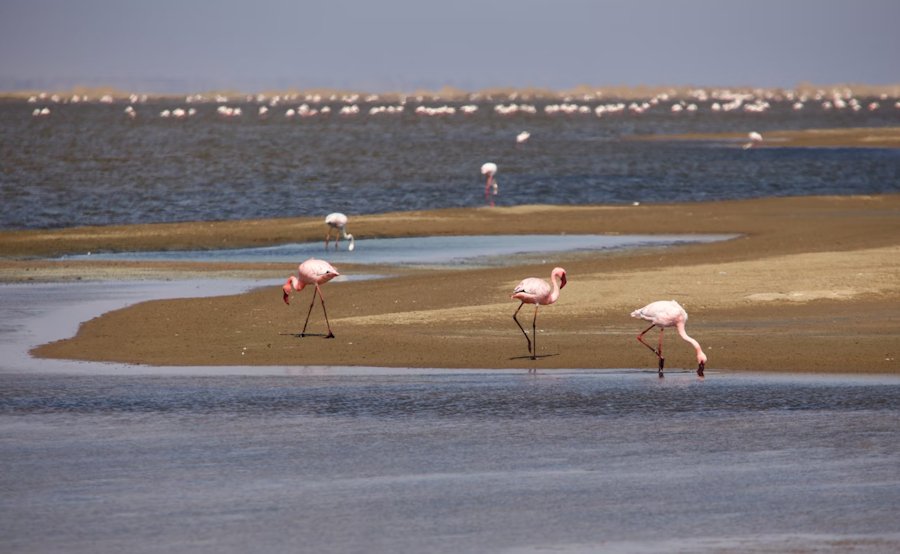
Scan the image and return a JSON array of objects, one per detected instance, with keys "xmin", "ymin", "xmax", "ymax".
[{"xmin": 63, "ymin": 234, "xmax": 738, "ymax": 266}]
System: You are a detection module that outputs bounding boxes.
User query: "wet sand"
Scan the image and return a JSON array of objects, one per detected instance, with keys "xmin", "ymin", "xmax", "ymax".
[{"xmin": 2, "ymin": 194, "xmax": 899, "ymax": 373}]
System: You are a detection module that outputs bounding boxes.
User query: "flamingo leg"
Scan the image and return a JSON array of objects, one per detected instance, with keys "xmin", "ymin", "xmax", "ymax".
[
  {"xmin": 512, "ymin": 301, "xmax": 532, "ymax": 355},
  {"xmin": 300, "ymin": 287, "xmax": 318, "ymax": 337},
  {"xmin": 324, "ymin": 229, "xmax": 332, "ymax": 250},
  {"xmin": 531, "ymin": 305, "xmax": 539, "ymax": 361},
  {"xmin": 485, "ymin": 178, "xmax": 494, "ymax": 207},
  {"xmin": 657, "ymin": 328, "xmax": 666, "ymax": 374},
  {"xmin": 637, "ymin": 323, "xmax": 666, "ymax": 374},
  {"xmin": 317, "ymin": 284, "xmax": 335, "ymax": 338}
]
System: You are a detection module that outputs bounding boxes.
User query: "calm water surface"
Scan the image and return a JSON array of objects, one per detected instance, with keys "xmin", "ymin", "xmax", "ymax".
[
  {"xmin": 1, "ymin": 370, "xmax": 899, "ymax": 553},
  {"xmin": 2, "ymin": 99, "xmax": 898, "ymax": 229}
]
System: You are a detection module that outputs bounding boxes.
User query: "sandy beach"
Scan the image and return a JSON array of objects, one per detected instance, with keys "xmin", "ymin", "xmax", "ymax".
[{"xmin": 0, "ymin": 193, "xmax": 896, "ymax": 373}]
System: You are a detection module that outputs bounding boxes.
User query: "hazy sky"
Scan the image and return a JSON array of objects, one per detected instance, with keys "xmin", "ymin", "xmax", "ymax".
[{"xmin": 1, "ymin": 0, "xmax": 898, "ymax": 93}]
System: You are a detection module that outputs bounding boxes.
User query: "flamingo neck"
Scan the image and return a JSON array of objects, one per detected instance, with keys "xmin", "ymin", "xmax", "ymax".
[
  {"xmin": 549, "ymin": 274, "xmax": 563, "ymax": 304},
  {"xmin": 289, "ymin": 275, "xmax": 305, "ymax": 291},
  {"xmin": 677, "ymin": 322, "xmax": 706, "ymax": 363}
]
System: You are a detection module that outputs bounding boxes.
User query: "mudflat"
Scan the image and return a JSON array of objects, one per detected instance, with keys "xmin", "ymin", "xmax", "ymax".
[{"xmin": 2, "ymin": 194, "xmax": 898, "ymax": 373}]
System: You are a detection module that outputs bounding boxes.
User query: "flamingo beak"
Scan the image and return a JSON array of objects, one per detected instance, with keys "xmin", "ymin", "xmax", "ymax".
[
  {"xmin": 560, "ymin": 274, "xmax": 567, "ymax": 288},
  {"xmin": 698, "ymin": 361, "xmax": 705, "ymax": 376},
  {"xmin": 283, "ymin": 290, "xmax": 291, "ymax": 305}
]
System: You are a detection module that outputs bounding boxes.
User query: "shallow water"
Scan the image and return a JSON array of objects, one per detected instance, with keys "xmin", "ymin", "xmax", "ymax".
[
  {"xmin": 2, "ymin": 99, "xmax": 898, "ymax": 229},
  {"xmin": 64, "ymin": 233, "xmax": 737, "ymax": 265},
  {"xmin": 2, "ymin": 370, "xmax": 899, "ymax": 553}
]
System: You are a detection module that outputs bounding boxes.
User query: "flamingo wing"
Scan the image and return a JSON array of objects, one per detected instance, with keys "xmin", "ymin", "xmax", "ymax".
[
  {"xmin": 512, "ymin": 277, "xmax": 551, "ymax": 304},
  {"xmin": 631, "ymin": 300, "xmax": 685, "ymax": 327}
]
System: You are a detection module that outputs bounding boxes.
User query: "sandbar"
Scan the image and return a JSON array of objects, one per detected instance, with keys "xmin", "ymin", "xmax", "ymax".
[{"xmin": 1, "ymin": 194, "xmax": 898, "ymax": 373}]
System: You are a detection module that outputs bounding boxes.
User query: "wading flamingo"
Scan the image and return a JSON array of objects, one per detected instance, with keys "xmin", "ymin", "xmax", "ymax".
[
  {"xmin": 325, "ymin": 212, "xmax": 355, "ymax": 251},
  {"xmin": 283, "ymin": 258, "xmax": 341, "ymax": 338},
  {"xmin": 511, "ymin": 267, "xmax": 567, "ymax": 362},
  {"xmin": 743, "ymin": 131, "xmax": 763, "ymax": 149},
  {"xmin": 481, "ymin": 162, "xmax": 498, "ymax": 206},
  {"xmin": 631, "ymin": 300, "xmax": 706, "ymax": 377}
]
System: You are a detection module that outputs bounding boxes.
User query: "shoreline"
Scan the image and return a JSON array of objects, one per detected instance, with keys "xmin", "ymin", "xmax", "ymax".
[{"xmin": 2, "ymin": 194, "xmax": 896, "ymax": 373}]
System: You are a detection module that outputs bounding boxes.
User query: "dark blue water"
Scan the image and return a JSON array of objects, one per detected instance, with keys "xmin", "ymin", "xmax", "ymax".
[
  {"xmin": 2, "ymin": 98, "xmax": 898, "ymax": 229},
  {"xmin": 2, "ymin": 371, "xmax": 899, "ymax": 553}
]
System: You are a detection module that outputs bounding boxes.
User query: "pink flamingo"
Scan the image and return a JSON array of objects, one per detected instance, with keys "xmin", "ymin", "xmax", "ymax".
[
  {"xmin": 511, "ymin": 267, "xmax": 567, "ymax": 361},
  {"xmin": 630, "ymin": 300, "xmax": 707, "ymax": 377},
  {"xmin": 481, "ymin": 162, "xmax": 498, "ymax": 206},
  {"xmin": 324, "ymin": 212, "xmax": 355, "ymax": 251},
  {"xmin": 282, "ymin": 258, "xmax": 341, "ymax": 338}
]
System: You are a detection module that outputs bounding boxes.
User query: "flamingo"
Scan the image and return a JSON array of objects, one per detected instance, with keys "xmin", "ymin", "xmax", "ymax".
[
  {"xmin": 481, "ymin": 162, "xmax": 498, "ymax": 206},
  {"xmin": 630, "ymin": 300, "xmax": 707, "ymax": 377},
  {"xmin": 516, "ymin": 131, "xmax": 531, "ymax": 144},
  {"xmin": 511, "ymin": 267, "xmax": 567, "ymax": 362},
  {"xmin": 324, "ymin": 212, "xmax": 355, "ymax": 251},
  {"xmin": 743, "ymin": 131, "xmax": 763, "ymax": 149},
  {"xmin": 282, "ymin": 258, "xmax": 341, "ymax": 338}
]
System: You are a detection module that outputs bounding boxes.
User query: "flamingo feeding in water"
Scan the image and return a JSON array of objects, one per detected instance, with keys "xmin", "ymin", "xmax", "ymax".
[
  {"xmin": 630, "ymin": 300, "xmax": 707, "ymax": 377},
  {"xmin": 481, "ymin": 162, "xmax": 498, "ymax": 206},
  {"xmin": 282, "ymin": 258, "xmax": 341, "ymax": 338},
  {"xmin": 511, "ymin": 267, "xmax": 567, "ymax": 362},
  {"xmin": 324, "ymin": 212, "xmax": 355, "ymax": 251}
]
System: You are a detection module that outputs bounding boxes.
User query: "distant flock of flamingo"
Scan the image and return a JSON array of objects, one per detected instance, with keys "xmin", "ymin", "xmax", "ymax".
[
  {"xmin": 27, "ymin": 87, "xmax": 899, "ymax": 119},
  {"xmin": 282, "ymin": 211, "xmax": 707, "ymax": 378}
]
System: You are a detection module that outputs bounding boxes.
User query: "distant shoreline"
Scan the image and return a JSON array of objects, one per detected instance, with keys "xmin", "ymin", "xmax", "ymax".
[{"xmin": 3, "ymin": 83, "xmax": 899, "ymax": 102}]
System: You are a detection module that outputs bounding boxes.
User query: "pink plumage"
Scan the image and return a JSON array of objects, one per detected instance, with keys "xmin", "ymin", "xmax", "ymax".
[
  {"xmin": 283, "ymin": 258, "xmax": 340, "ymax": 338},
  {"xmin": 631, "ymin": 300, "xmax": 707, "ymax": 376},
  {"xmin": 511, "ymin": 267, "xmax": 567, "ymax": 361}
]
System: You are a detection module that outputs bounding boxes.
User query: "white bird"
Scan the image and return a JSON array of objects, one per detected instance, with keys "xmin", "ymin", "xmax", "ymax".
[
  {"xmin": 516, "ymin": 131, "xmax": 531, "ymax": 144},
  {"xmin": 743, "ymin": 131, "xmax": 763, "ymax": 149},
  {"xmin": 481, "ymin": 162, "xmax": 498, "ymax": 206},
  {"xmin": 324, "ymin": 212, "xmax": 355, "ymax": 251}
]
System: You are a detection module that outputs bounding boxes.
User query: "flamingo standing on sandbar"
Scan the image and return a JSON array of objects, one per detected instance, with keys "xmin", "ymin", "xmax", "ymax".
[
  {"xmin": 630, "ymin": 300, "xmax": 707, "ymax": 377},
  {"xmin": 511, "ymin": 267, "xmax": 567, "ymax": 363},
  {"xmin": 283, "ymin": 258, "xmax": 341, "ymax": 338},
  {"xmin": 481, "ymin": 162, "xmax": 498, "ymax": 206},
  {"xmin": 324, "ymin": 212, "xmax": 355, "ymax": 251}
]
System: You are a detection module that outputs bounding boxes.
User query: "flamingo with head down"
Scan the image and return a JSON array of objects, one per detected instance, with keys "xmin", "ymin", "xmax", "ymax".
[
  {"xmin": 481, "ymin": 162, "xmax": 498, "ymax": 206},
  {"xmin": 283, "ymin": 258, "xmax": 341, "ymax": 338},
  {"xmin": 325, "ymin": 212, "xmax": 355, "ymax": 251},
  {"xmin": 511, "ymin": 267, "xmax": 567, "ymax": 362},
  {"xmin": 631, "ymin": 300, "xmax": 707, "ymax": 377}
]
